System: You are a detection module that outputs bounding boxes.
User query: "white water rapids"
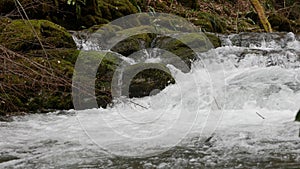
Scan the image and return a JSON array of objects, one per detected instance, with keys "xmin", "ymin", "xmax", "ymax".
[{"xmin": 1, "ymin": 32, "xmax": 300, "ymax": 168}]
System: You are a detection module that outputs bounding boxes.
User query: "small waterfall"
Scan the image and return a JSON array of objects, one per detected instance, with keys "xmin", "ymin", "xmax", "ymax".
[{"xmin": 213, "ymin": 32, "xmax": 300, "ymax": 69}]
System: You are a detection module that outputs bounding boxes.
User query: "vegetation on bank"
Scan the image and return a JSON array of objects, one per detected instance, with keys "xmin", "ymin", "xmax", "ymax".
[
  {"xmin": 0, "ymin": 0, "xmax": 300, "ymax": 117},
  {"xmin": 1, "ymin": 0, "xmax": 300, "ymax": 33}
]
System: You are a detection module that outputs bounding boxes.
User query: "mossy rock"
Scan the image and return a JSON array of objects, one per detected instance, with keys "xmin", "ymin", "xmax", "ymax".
[
  {"xmin": 17, "ymin": 57, "xmax": 75, "ymax": 112},
  {"xmin": 99, "ymin": 0, "xmax": 138, "ymax": 21},
  {"xmin": 108, "ymin": 26, "xmax": 219, "ymax": 69},
  {"xmin": 115, "ymin": 63, "xmax": 175, "ymax": 98},
  {"xmin": 95, "ymin": 53, "xmax": 122, "ymax": 108},
  {"xmin": 70, "ymin": 0, "xmax": 137, "ymax": 29},
  {"xmin": 192, "ymin": 12, "xmax": 226, "ymax": 33},
  {"xmin": 92, "ymin": 52, "xmax": 176, "ymax": 107},
  {"xmin": 0, "ymin": 17, "xmax": 11, "ymax": 32},
  {"xmin": 27, "ymin": 91, "xmax": 73, "ymax": 112},
  {"xmin": 27, "ymin": 49, "xmax": 80, "ymax": 64},
  {"xmin": 205, "ymin": 33, "xmax": 221, "ymax": 48},
  {"xmin": 94, "ymin": 53, "xmax": 174, "ymax": 107},
  {"xmin": 0, "ymin": 93, "xmax": 25, "ymax": 115},
  {"xmin": 234, "ymin": 18, "xmax": 261, "ymax": 33},
  {"xmin": 0, "ymin": 19, "xmax": 76, "ymax": 52},
  {"xmin": 111, "ymin": 33, "xmax": 153, "ymax": 56},
  {"xmin": 155, "ymin": 33, "xmax": 215, "ymax": 69},
  {"xmin": 0, "ymin": 0, "xmax": 138, "ymax": 30},
  {"xmin": 0, "ymin": 49, "xmax": 79, "ymax": 114},
  {"xmin": 115, "ymin": 25, "xmax": 156, "ymax": 35},
  {"xmin": 128, "ymin": 66, "xmax": 175, "ymax": 98},
  {"xmin": 93, "ymin": 25, "xmax": 219, "ymax": 66}
]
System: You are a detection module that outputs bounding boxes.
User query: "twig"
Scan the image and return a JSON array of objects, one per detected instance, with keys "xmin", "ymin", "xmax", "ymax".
[
  {"xmin": 14, "ymin": 0, "xmax": 53, "ymax": 72},
  {"xmin": 256, "ymin": 112, "xmax": 265, "ymax": 119},
  {"xmin": 129, "ymin": 100, "xmax": 148, "ymax": 109},
  {"xmin": 214, "ymin": 97, "xmax": 221, "ymax": 110}
]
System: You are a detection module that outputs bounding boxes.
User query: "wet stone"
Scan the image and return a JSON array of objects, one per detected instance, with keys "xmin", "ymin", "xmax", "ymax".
[
  {"xmin": 157, "ymin": 162, "xmax": 170, "ymax": 169},
  {"xmin": 0, "ymin": 155, "xmax": 19, "ymax": 163}
]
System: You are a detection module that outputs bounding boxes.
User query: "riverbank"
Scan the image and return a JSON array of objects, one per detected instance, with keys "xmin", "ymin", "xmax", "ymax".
[{"xmin": 1, "ymin": 0, "xmax": 300, "ymax": 117}]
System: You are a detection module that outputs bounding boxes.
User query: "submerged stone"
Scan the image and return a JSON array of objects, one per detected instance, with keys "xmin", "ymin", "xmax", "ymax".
[
  {"xmin": 295, "ymin": 109, "xmax": 300, "ymax": 122},
  {"xmin": 0, "ymin": 155, "xmax": 19, "ymax": 163}
]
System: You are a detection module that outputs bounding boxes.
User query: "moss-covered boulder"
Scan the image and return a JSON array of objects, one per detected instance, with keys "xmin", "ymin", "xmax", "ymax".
[
  {"xmin": 0, "ymin": 18, "xmax": 76, "ymax": 52},
  {"xmin": 75, "ymin": 51, "xmax": 175, "ymax": 108},
  {"xmin": 154, "ymin": 33, "xmax": 216, "ymax": 70},
  {"xmin": 205, "ymin": 33, "xmax": 221, "ymax": 48},
  {"xmin": 87, "ymin": 23, "xmax": 220, "ymax": 70},
  {"xmin": 1, "ymin": 46, "xmax": 177, "ymax": 114},
  {"xmin": 0, "ymin": 48, "xmax": 79, "ymax": 115},
  {"xmin": 93, "ymin": 52, "xmax": 122, "ymax": 108},
  {"xmin": 111, "ymin": 33, "xmax": 153, "ymax": 57},
  {"xmin": 122, "ymin": 63, "xmax": 175, "ymax": 98},
  {"xmin": 0, "ymin": 0, "xmax": 138, "ymax": 30}
]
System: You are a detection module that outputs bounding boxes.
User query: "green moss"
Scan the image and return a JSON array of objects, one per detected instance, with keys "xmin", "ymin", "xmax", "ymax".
[
  {"xmin": 0, "ymin": 93, "xmax": 25, "ymax": 114},
  {"xmin": 27, "ymin": 49, "xmax": 80, "ymax": 64},
  {"xmin": 97, "ymin": 0, "xmax": 138, "ymax": 24},
  {"xmin": 192, "ymin": 12, "xmax": 226, "ymax": 33},
  {"xmin": 111, "ymin": 33, "xmax": 152, "ymax": 56},
  {"xmin": 0, "ymin": 0, "xmax": 138, "ymax": 30},
  {"xmin": 0, "ymin": 17, "xmax": 11, "ymax": 32},
  {"xmin": 236, "ymin": 18, "xmax": 261, "ymax": 33},
  {"xmin": 93, "ymin": 52, "xmax": 177, "ymax": 107},
  {"xmin": 116, "ymin": 25, "xmax": 156, "ymax": 35},
  {"xmin": 122, "ymin": 63, "xmax": 175, "ymax": 98},
  {"xmin": 129, "ymin": 68, "xmax": 174, "ymax": 98},
  {"xmin": 0, "ymin": 19, "xmax": 76, "ymax": 52},
  {"xmin": 23, "ymin": 57, "xmax": 75, "ymax": 112},
  {"xmin": 94, "ymin": 52, "xmax": 121, "ymax": 108},
  {"xmin": 156, "ymin": 33, "xmax": 214, "ymax": 69},
  {"xmin": 1, "ymin": 47, "xmax": 79, "ymax": 114},
  {"xmin": 205, "ymin": 33, "xmax": 221, "ymax": 48}
]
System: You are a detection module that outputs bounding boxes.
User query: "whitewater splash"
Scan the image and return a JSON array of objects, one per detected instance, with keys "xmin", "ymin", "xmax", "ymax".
[{"xmin": 1, "ymin": 32, "xmax": 300, "ymax": 168}]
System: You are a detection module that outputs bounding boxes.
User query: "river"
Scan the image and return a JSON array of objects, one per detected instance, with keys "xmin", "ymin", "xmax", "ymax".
[{"xmin": 1, "ymin": 32, "xmax": 300, "ymax": 168}]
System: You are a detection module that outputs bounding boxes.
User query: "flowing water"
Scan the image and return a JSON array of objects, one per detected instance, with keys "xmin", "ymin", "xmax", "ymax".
[{"xmin": 1, "ymin": 32, "xmax": 300, "ymax": 168}]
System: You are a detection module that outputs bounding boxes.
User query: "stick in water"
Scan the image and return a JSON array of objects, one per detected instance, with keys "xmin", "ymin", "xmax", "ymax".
[
  {"xmin": 129, "ymin": 100, "xmax": 148, "ymax": 109},
  {"xmin": 256, "ymin": 112, "xmax": 265, "ymax": 119},
  {"xmin": 214, "ymin": 97, "xmax": 221, "ymax": 110}
]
